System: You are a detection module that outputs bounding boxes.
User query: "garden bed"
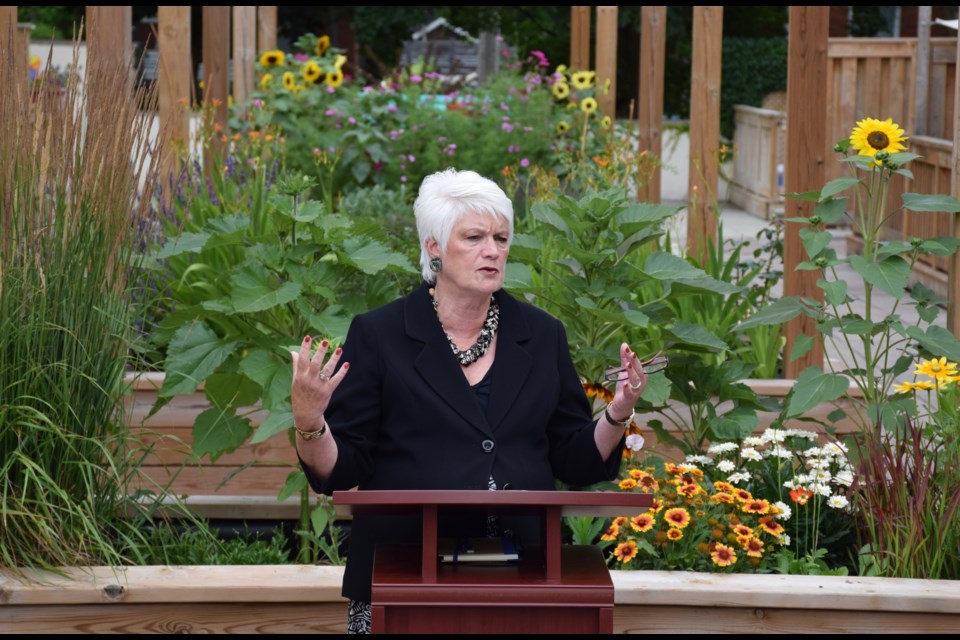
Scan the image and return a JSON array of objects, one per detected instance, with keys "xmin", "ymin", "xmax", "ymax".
[{"xmin": 2, "ymin": 565, "xmax": 957, "ymax": 634}]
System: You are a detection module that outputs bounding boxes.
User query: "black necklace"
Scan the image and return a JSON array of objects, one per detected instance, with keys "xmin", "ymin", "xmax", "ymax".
[{"xmin": 430, "ymin": 290, "xmax": 500, "ymax": 367}]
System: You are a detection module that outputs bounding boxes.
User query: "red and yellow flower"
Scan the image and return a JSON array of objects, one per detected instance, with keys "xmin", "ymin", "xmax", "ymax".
[
  {"xmin": 630, "ymin": 513, "xmax": 655, "ymax": 533},
  {"xmin": 741, "ymin": 499, "xmax": 771, "ymax": 515},
  {"xmin": 663, "ymin": 508, "xmax": 691, "ymax": 529},
  {"xmin": 711, "ymin": 543, "xmax": 737, "ymax": 567},
  {"xmin": 666, "ymin": 527, "xmax": 684, "ymax": 541},
  {"xmin": 614, "ymin": 540, "xmax": 638, "ymax": 563}
]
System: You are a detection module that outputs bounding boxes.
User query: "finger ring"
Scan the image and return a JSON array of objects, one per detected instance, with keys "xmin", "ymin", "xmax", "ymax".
[
  {"xmin": 629, "ymin": 381, "xmax": 643, "ymax": 391},
  {"xmin": 319, "ymin": 373, "xmax": 330, "ymax": 382}
]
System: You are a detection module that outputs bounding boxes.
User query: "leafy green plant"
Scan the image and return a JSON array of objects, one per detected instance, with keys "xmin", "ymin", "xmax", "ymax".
[
  {"xmin": 0, "ymin": 43, "xmax": 171, "ymax": 573},
  {"xmin": 137, "ymin": 520, "xmax": 293, "ymax": 565},
  {"xmin": 146, "ymin": 126, "xmax": 416, "ymax": 564}
]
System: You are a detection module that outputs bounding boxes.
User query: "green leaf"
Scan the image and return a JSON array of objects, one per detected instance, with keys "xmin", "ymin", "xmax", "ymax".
[
  {"xmin": 813, "ymin": 197, "xmax": 848, "ymax": 224},
  {"xmin": 665, "ymin": 322, "xmax": 728, "ymax": 351},
  {"xmin": 503, "ymin": 262, "xmax": 534, "ymax": 289},
  {"xmin": 736, "ymin": 297, "xmax": 804, "ymax": 330},
  {"xmin": 205, "ymin": 373, "xmax": 262, "ymax": 410},
  {"xmin": 710, "ymin": 414, "xmax": 755, "ymax": 442},
  {"xmin": 920, "ymin": 237, "xmax": 960, "ymax": 256},
  {"xmin": 838, "ymin": 318, "xmax": 877, "ymax": 335},
  {"xmin": 800, "ymin": 228, "xmax": 832, "ymax": 259},
  {"xmin": 783, "ymin": 190, "xmax": 821, "ymax": 202},
  {"xmin": 290, "ymin": 199, "xmax": 324, "ymax": 223},
  {"xmin": 157, "ymin": 231, "xmax": 210, "ymax": 258},
  {"xmin": 229, "ymin": 264, "xmax": 303, "ymax": 313},
  {"xmin": 278, "ymin": 470, "xmax": 307, "ymax": 502},
  {"xmin": 902, "ymin": 193, "xmax": 960, "ymax": 213},
  {"xmin": 785, "ymin": 367, "xmax": 849, "ymax": 418},
  {"xmin": 848, "ymin": 255, "xmax": 910, "ymax": 298},
  {"xmin": 251, "ymin": 403, "xmax": 294, "ymax": 444},
  {"xmin": 160, "ymin": 321, "xmax": 238, "ymax": 397},
  {"xmin": 906, "ymin": 325, "xmax": 960, "ymax": 362},
  {"xmin": 192, "ymin": 408, "xmax": 252, "ymax": 462},
  {"xmin": 875, "ymin": 241, "xmax": 913, "ymax": 259},
  {"xmin": 640, "ymin": 372, "xmax": 671, "ymax": 404},
  {"xmin": 342, "ymin": 237, "xmax": 414, "ymax": 274},
  {"xmin": 790, "ymin": 335, "xmax": 814, "ymax": 362},
  {"xmin": 642, "ymin": 252, "xmax": 709, "ymax": 280},
  {"xmin": 239, "ymin": 349, "xmax": 293, "ymax": 410},
  {"xmin": 311, "ymin": 504, "xmax": 330, "ymax": 535},
  {"xmin": 817, "ymin": 278, "xmax": 847, "ymax": 306},
  {"xmin": 820, "ymin": 177, "xmax": 860, "ymax": 200}
]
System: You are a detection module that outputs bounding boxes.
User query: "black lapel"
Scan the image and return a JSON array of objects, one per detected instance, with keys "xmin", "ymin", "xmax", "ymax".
[
  {"xmin": 486, "ymin": 289, "xmax": 532, "ymax": 430},
  {"xmin": 405, "ymin": 283, "xmax": 491, "ymax": 435}
]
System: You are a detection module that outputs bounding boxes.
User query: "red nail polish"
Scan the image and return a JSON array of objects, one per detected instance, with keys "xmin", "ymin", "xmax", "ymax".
[
  {"xmin": 304, "ymin": 335, "xmax": 311, "ymax": 343},
  {"xmin": 342, "ymin": 362, "xmax": 350, "ymax": 369},
  {"xmin": 335, "ymin": 347, "xmax": 342, "ymax": 355},
  {"xmin": 321, "ymin": 340, "xmax": 329, "ymax": 348}
]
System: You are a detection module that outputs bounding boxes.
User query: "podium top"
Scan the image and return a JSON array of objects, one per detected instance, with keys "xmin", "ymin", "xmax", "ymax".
[{"xmin": 332, "ymin": 489, "xmax": 653, "ymax": 518}]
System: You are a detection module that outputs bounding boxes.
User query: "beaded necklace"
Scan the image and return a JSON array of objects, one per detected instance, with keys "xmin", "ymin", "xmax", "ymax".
[{"xmin": 429, "ymin": 289, "xmax": 500, "ymax": 367}]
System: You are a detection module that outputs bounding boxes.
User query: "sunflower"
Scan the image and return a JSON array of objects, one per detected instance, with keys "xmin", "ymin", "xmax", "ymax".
[
  {"xmin": 556, "ymin": 120, "xmax": 571, "ymax": 135},
  {"xmin": 663, "ymin": 508, "xmax": 691, "ymax": 529},
  {"xmin": 630, "ymin": 513, "xmax": 655, "ymax": 533},
  {"xmin": 666, "ymin": 527, "xmax": 683, "ymax": 541},
  {"xmin": 601, "ymin": 115, "xmax": 612, "ymax": 129},
  {"xmin": 326, "ymin": 67, "xmax": 344, "ymax": 88},
  {"xmin": 282, "ymin": 71, "xmax": 295, "ymax": 91},
  {"xmin": 614, "ymin": 540, "xmax": 638, "ymax": 563},
  {"xmin": 914, "ymin": 356, "xmax": 958, "ymax": 382},
  {"xmin": 580, "ymin": 97, "xmax": 598, "ymax": 115},
  {"xmin": 301, "ymin": 60, "xmax": 323, "ymax": 84},
  {"xmin": 849, "ymin": 117, "xmax": 907, "ymax": 164},
  {"xmin": 334, "ymin": 54, "xmax": 348, "ymax": 70},
  {"xmin": 259, "ymin": 50, "xmax": 286, "ymax": 67},
  {"xmin": 259, "ymin": 73, "xmax": 274, "ymax": 89},
  {"xmin": 552, "ymin": 81, "xmax": 570, "ymax": 100},
  {"xmin": 571, "ymin": 70, "xmax": 594, "ymax": 90},
  {"xmin": 315, "ymin": 35, "xmax": 331, "ymax": 57},
  {"xmin": 711, "ymin": 543, "xmax": 737, "ymax": 567}
]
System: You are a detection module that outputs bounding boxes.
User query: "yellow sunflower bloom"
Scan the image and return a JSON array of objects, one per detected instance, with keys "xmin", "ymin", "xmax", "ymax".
[
  {"xmin": 315, "ymin": 35, "xmax": 331, "ymax": 57},
  {"xmin": 326, "ymin": 68, "xmax": 344, "ymax": 89},
  {"xmin": 260, "ymin": 73, "xmax": 274, "ymax": 89},
  {"xmin": 849, "ymin": 117, "xmax": 908, "ymax": 164},
  {"xmin": 580, "ymin": 97, "xmax": 598, "ymax": 115},
  {"xmin": 914, "ymin": 356, "xmax": 959, "ymax": 382},
  {"xmin": 282, "ymin": 71, "xmax": 296, "ymax": 91},
  {"xmin": 334, "ymin": 54, "xmax": 348, "ymax": 70},
  {"xmin": 556, "ymin": 120, "xmax": 571, "ymax": 135},
  {"xmin": 601, "ymin": 115, "xmax": 612, "ymax": 129},
  {"xmin": 571, "ymin": 70, "xmax": 594, "ymax": 90},
  {"xmin": 555, "ymin": 64, "xmax": 568, "ymax": 77},
  {"xmin": 301, "ymin": 60, "xmax": 323, "ymax": 83},
  {"xmin": 259, "ymin": 50, "xmax": 285, "ymax": 67},
  {"xmin": 552, "ymin": 81, "xmax": 570, "ymax": 100}
]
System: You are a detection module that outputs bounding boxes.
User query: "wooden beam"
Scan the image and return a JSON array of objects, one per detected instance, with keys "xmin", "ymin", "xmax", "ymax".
[
  {"xmin": 0, "ymin": 7, "xmax": 26, "ymax": 99},
  {"xmin": 637, "ymin": 6, "xmax": 666, "ymax": 203},
  {"xmin": 686, "ymin": 6, "xmax": 723, "ymax": 262},
  {"xmin": 570, "ymin": 6, "xmax": 591, "ymax": 71},
  {"xmin": 232, "ymin": 6, "xmax": 256, "ymax": 109},
  {"xmin": 202, "ymin": 6, "xmax": 230, "ymax": 167},
  {"xmin": 595, "ymin": 6, "xmax": 618, "ymax": 120},
  {"xmin": 85, "ymin": 7, "xmax": 133, "ymax": 87},
  {"xmin": 783, "ymin": 6, "xmax": 829, "ymax": 378},
  {"xmin": 257, "ymin": 6, "xmax": 278, "ymax": 53},
  {"xmin": 157, "ymin": 6, "xmax": 191, "ymax": 192},
  {"xmin": 914, "ymin": 6, "xmax": 931, "ymax": 136},
  {"xmin": 948, "ymin": 33, "xmax": 960, "ymax": 335}
]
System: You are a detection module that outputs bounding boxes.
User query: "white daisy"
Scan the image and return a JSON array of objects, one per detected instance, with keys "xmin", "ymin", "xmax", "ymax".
[
  {"xmin": 716, "ymin": 460, "xmax": 736, "ymax": 473},
  {"xmin": 727, "ymin": 472, "xmax": 752, "ymax": 484},
  {"xmin": 685, "ymin": 455, "xmax": 712, "ymax": 466},
  {"xmin": 743, "ymin": 436, "xmax": 765, "ymax": 448},
  {"xmin": 813, "ymin": 483, "xmax": 832, "ymax": 497},
  {"xmin": 773, "ymin": 501, "xmax": 791, "ymax": 521},
  {"xmin": 625, "ymin": 434, "xmax": 645, "ymax": 452},
  {"xmin": 834, "ymin": 469, "xmax": 854, "ymax": 487},
  {"xmin": 707, "ymin": 442, "xmax": 739, "ymax": 455},
  {"xmin": 827, "ymin": 495, "xmax": 849, "ymax": 509},
  {"xmin": 741, "ymin": 447, "xmax": 763, "ymax": 461}
]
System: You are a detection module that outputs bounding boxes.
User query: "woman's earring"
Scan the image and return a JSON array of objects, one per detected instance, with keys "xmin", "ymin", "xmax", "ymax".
[{"xmin": 429, "ymin": 257, "xmax": 442, "ymax": 273}]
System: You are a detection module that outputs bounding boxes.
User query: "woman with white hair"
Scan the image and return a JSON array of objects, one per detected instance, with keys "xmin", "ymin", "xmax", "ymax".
[{"xmin": 290, "ymin": 168, "xmax": 647, "ymax": 633}]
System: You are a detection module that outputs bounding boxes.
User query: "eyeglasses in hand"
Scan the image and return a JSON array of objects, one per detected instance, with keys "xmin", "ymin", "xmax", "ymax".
[{"xmin": 603, "ymin": 354, "xmax": 669, "ymax": 382}]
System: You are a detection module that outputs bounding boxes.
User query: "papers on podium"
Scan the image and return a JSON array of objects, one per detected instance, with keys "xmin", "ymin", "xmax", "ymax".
[{"xmin": 438, "ymin": 536, "xmax": 520, "ymax": 564}]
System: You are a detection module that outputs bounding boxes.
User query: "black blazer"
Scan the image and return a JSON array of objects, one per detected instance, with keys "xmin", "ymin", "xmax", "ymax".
[{"xmin": 303, "ymin": 282, "xmax": 623, "ymax": 602}]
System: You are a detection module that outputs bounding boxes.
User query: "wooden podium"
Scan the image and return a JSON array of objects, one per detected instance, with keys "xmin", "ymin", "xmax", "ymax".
[{"xmin": 333, "ymin": 490, "xmax": 653, "ymax": 634}]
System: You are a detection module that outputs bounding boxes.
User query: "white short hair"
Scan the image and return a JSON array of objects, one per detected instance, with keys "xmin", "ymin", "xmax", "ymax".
[{"xmin": 413, "ymin": 168, "xmax": 514, "ymax": 283}]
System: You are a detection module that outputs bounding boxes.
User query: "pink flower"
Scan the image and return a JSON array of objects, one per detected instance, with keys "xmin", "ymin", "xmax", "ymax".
[
  {"xmin": 386, "ymin": 104, "xmax": 397, "ymax": 112},
  {"xmin": 252, "ymin": 99, "xmax": 264, "ymax": 108},
  {"xmin": 348, "ymin": 117, "xmax": 356, "ymax": 125},
  {"xmin": 294, "ymin": 53, "xmax": 308, "ymax": 62},
  {"xmin": 400, "ymin": 175, "xmax": 408, "ymax": 183},
  {"xmin": 410, "ymin": 75, "xmax": 422, "ymax": 84},
  {"xmin": 502, "ymin": 122, "xmax": 514, "ymax": 133},
  {"xmin": 325, "ymin": 109, "xmax": 338, "ymax": 116},
  {"xmin": 520, "ymin": 158, "xmax": 529, "ymax": 167},
  {"xmin": 373, "ymin": 161, "xmax": 383, "ymax": 171},
  {"xmin": 501, "ymin": 49, "xmax": 510, "ymax": 57}
]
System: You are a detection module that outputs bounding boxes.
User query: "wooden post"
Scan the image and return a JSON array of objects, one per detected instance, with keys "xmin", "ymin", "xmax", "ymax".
[
  {"xmin": 570, "ymin": 6, "xmax": 591, "ymax": 70},
  {"xmin": 257, "ymin": 6, "xmax": 277, "ymax": 53},
  {"xmin": 637, "ymin": 6, "xmax": 666, "ymax": 203},
  {"xmin": 232, "ymin": 6, "xmax": 256, "ymax": 109},
  {"xmin": 948, "ymin": 33, "xmax": 960, "ymax": 335},
  {"xmin": 686, "ymin": 6, "xmax": 723, "ymax": 262},
  {"xmin": 783, "ymin": 6, "xmax": 829, "ymax": 378},
  {"xmin": 86, "ymin": 7, "xmax": 133, "ymax": 92},
  {"xmin": 157, "ymin": 6, "xmax": 191, "ymax": 192},
  {"xmin": 595, "ymin": 6, "xmax": 618, "ymax": 120},
  {"xmin": 0, "ymin": 7, "xmax": 27, "ymax": 99},
  {"xmin": 914, "ymin": 6, "xmax": 931, "ymax": 136},
  {"xmin": 202, "ymin": 6, "xmax": 230, "ymax": 169}
]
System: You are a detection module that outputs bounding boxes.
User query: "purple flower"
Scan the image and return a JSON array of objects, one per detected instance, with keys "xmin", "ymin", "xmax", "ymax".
[
  {"xmin": 444, "ymin": 143, "xmax": 456, "ymax": 156},
  {"xmin": 408, "ymin": 155, "xmax": 416, "ymax": 162},
  {"xmin": 410, "ymin": 75, "xmax": 422, "ymax": 84},
  {"xmin": 252, "ymin": 98, "xmax": 264, "ymax": 108},
  {"xmin": 500, "ymin": 101, "xmax": 509, "ymax": 111},
  {"xmin": 294, "ymin": 53, "xmax": 308, "ymax": 62},
  {"xmin": 520, "ymin": 158, "xmax": 529, "ymax": 168},
  {"xmin": 400, "ymin": 175, "xmax": 408, "ymax": 183},
  {"xmin": 386, "ymin": 104, "xmax": 397, "ymax": 112},
  {"xmin": 325, "ymin": 109, "xmax": 338, "ymax": 116},
  {"xmin": 502, "ymin": 122, "xmax": 514, "ymax": 133},
  {"xmin": 348, "ymin": 116, "xmax": 356, "ymax": 125},
  {"xmin": 508, "ymin": 145, "xmax": 520, "ymax": 153}
]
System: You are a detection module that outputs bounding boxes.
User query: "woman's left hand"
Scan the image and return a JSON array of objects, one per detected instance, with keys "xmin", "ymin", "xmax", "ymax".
[{"xmin": 606, "ymin": 342, "xmax": 647, "ymax": 422}]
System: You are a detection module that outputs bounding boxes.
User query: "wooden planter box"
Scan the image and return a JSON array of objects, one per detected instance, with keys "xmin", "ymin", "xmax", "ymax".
[{"xmin": 3, "ymin": 566, "xmax": 957, "ymax": 634}]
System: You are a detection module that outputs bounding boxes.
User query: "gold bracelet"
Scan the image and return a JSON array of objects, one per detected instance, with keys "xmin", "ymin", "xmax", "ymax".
[{"xmin": 294, "ymin": 419, "xmax": 327, "ymax": 441}]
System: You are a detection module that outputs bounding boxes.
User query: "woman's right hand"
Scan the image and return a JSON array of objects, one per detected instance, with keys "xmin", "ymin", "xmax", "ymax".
[{"xmin": 290, "ymin": 336, "xmax": 349, "ymax": 435}]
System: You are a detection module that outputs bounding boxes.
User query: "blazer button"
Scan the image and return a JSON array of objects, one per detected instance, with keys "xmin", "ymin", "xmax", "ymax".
[{"xmin": 481, "ymin": 439, "xmax": 495, "ymax": 453}]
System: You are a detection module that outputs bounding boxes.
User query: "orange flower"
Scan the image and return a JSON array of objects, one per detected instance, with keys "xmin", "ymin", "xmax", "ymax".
[
  {"xmin": 637, "ymin": 474, "xmax": 659, "ymax": 493},
  {"xmin": 713, "ymin": 481, "xmax": 735, "ymax": 493},
  {"xmin": 710, "ymin": 492, "xmax": 735, "ymax": 504},
  {"xmin": 758, "ymin": 517, "xmax": 784, "ymax": 537},
  {"xmin": 630, "ymin": 513, "xmax": 655, "ymax": 533},
  {"xmin": 619, "ymin": 478, "xmax": 637, "ymax": 491},
  {"xmin": 612, "ymin": 516, "xmax": 628, "ymax": 528},
  {"xmin": 732, "ymin": 524, "xmax": 754, "ymax": 538},
  {"xmin": 678, "ymin": 483, "xmax": 704, "ymax": 497},
  {"xmin": 790, "ymin": 487, "xmax": 814, "ymax": 506},
  {"xmin": 732, "ymin": 488, "xmax": 753, "ymax": 503},
  {"xmin": 600, "ymin": 525, "xmax": 619, "ymax": 541},
  {"xmin": 711, "ymin": 544, "xmax": 738, "ymax": 567},
  {"xmin": 614, "ymin": 540, "xmax": 638, "ymax": 563},
  {"xmin": 743, "ymin": 537, "xmax": 764, "ymax": 558},
  {"xmin": 663, "ymin": 508, "xmax": 691, "ymax": 529},
  {"xmin": 649, "ymin": 499, "xmax": 664, "ymax": 513},
  {"xmin": 583, "ymin": 381, "xmax": 614, "ymax": 402},
  {"xmin": 629, "ymin": 469, "xmax": 645, "ymax": 480},
  {"xmin": 666, "ymin": 527, "xmax": 684, "ymax": 541},
  {"xmin": 741, "ymin": 499, "xmax": 771, "ymax": 515}
]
